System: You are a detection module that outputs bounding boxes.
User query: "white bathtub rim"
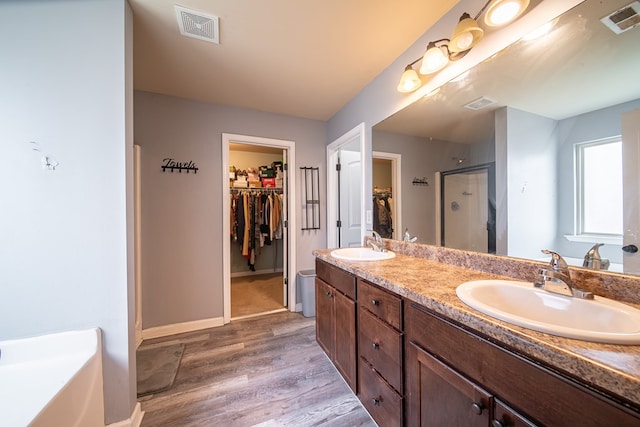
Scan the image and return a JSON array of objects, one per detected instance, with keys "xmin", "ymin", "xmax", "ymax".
[{"xmin": 0, "ymin": 328, "xmax": 103, "ymax": 426}]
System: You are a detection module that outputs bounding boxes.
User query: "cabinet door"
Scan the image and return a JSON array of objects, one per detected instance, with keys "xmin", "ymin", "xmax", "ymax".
[
  {"xmin": 334, "ymin": 290, "xmax": 357, "ymax": 392},
  {"xmin": 410, "ymin": 342, "xmax": 492, "ymax": 427},
  {"xmin": 315, "ymin": 278, "xmax": 334, "ymax": 357}
]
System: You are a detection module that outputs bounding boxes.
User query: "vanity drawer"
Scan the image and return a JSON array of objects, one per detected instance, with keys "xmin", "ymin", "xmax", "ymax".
[
  {"xmin": 358, "ymin": 278, "xmax": 402, "ymax": 330},
  {"xmin": 359, "ymin": 359, "xmax": 403, "ymax": 427},
  {"xmin": 316, "ymin": 259, "xmax": 356, "ymax": 299},
  {"xmin": 359, "ymin": 307, "xmax": 403, "ymax": 393}
]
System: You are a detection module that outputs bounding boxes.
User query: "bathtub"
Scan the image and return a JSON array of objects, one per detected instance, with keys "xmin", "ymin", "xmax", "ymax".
[{"xmin": 0, "ymin": 328, "xmax": 105, "ymax": 426}]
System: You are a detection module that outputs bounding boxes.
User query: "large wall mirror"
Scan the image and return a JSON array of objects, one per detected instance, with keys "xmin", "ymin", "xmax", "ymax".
[{"xmin": 372, "ymin": 0, "xmax": 640, "ymax": 274}]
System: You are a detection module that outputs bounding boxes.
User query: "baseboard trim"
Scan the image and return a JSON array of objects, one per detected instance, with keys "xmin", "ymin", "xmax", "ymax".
[
  {"xmin": 295, "ymin": 303, "xmax": 302, "ymax": 312},
  {"xmin": 142, "ymin": 317, "xmax": 224, "ymax": 340},
  {"xmin": 107, "ymin": 402, "xmax": 143, "ymax": 427}
]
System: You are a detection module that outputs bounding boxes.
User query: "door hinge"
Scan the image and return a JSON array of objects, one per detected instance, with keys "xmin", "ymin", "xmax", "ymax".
[
  {"xmin": 337, "ymin": 220, "xmax": 342, "ymax": 228},
  {"xmin": 336, "ymin": 163, "xmax": 341, "ymax": 171},
  {"xmin": 283, "ymin": 163, "xmax": 288, "ymax": 171},
  {"xmin": 284, "ymin": 277, "xmax": 288, "ymax": 285},
  {"xmin": 284, "ymin": 220, "xmax": 288, "ymax": 228}
]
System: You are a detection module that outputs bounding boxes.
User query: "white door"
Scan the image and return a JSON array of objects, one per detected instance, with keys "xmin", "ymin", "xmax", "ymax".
[
  {"xmin": 622, "ymin": 109, "xmax": 640, "ymax": 274},
  {"xmin": 339, "ymin": 149, "xmax": 362, "ymax": 247},
  {"xmin": 326, "ymin": 123, "xmax": 365, "ymax": 249}
]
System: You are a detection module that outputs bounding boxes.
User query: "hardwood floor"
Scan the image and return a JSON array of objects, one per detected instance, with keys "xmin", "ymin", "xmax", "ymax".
[{"xmin": 139, "ymin": 311, "xmax": 375, "ymax": 427}]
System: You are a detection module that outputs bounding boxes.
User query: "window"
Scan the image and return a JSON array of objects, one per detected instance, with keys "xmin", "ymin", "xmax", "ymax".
[{"xmin": 574, "ymin": 137, "xmax": 622, "ymax": 238}]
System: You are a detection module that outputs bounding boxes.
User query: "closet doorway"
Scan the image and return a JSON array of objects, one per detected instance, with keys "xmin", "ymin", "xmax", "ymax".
[
  {"xmin": 222, "ymin": 134, "xmax": 297, "ymax": 323},
  {"xmin": 372, "ymin": 151, "xmax": 402, "ymax": 241}
]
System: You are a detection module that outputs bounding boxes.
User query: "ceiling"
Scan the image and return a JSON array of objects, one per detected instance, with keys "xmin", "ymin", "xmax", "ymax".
[
  {"xmin": 129, "ymin": 0, "xmax": 459, "ymax": 121},
  {"xmin": 374, "ymin": 0, "xmax": 640, "ymax": 144}
]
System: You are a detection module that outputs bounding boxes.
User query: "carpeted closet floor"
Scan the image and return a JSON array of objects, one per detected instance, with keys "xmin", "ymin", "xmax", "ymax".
[{"xmin": 231, "ymin": 272, "xmax": 285, "ymax": 318}]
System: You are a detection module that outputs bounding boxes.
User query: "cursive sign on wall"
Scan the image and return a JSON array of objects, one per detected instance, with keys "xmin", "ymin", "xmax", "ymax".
[{"xmin": 161, "ymin": 158, "xmax": 198, "ymax": 174}]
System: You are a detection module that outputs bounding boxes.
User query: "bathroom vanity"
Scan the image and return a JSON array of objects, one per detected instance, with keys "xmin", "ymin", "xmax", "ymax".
[{"xmin": 314, "ymin": 242, "xmax": 640, "ymax": 426}]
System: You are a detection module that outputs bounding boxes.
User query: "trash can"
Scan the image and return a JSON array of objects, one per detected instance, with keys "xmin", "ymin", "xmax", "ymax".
[{"xmin": 298, "ymin": 269, "xmax": 316, "ymax": 317}]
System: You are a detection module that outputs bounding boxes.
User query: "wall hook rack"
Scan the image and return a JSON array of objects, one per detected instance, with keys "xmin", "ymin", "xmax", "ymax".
[
  {"xmin": 412, "ymin": 177, "xmax": 429, "ymax": 186},
  {"xmin": 161, "ymin": 158, "xmax": 198, "ymax": 174}
]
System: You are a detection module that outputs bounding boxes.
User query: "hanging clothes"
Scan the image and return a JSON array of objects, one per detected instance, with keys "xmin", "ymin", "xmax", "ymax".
[
  {"xmin": 373, "ymin": 192, "xmax": 393, "ymax": 238},
  {"xmin": 231, "ymin": 189, "xmax": 284, "ymax": 271}
]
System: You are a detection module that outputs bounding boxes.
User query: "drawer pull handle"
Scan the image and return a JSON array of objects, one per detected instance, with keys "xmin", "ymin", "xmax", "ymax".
[
  {"xmin": 372, "ymin": 342, "xmax": 380, "ymax": 350},
  {"xmin": 371, "ymin": 398, "xmax": 381, "ymax": 406},
  {"xmin": 491, "ymin": 421, "xmax": 505, "ymax": 427},
  {"xmin": 471, "ymin": 402, "xmax": 484, "ymax": 415},
  {"xmin": 371, "ymin": 299, "xmax": 380, "ymax": 306},
  {"xmin": 325, "ymin": 291, "xmax": 333, "ymax": 297}
]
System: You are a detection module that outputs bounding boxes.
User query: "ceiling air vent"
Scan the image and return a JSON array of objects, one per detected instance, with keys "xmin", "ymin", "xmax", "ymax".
[
  {"xmin": 464, "ymin": 96, "xmax": 496, "ymax": 111},
  {"xmin": 174, "ymin": 5, "xmax": 219, "ymax": 44},
  {"xmin": 601, "ymin": 1, "xmax": 640, "ymax": 35}
]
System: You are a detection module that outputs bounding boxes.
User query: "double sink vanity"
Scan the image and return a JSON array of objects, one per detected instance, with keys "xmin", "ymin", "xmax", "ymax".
[{"xmin": 313, "ymin": 240, "xmax": 640, "ymax": 426}]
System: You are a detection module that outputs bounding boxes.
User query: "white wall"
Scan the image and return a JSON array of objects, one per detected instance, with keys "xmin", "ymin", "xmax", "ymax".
[
  {"xmin": 134, "ymin": 91, "xmax": 326, "ymax": 329},
  {"xmin": 0, "ymin": 0, "xmax": 135, "ymax": 424}
]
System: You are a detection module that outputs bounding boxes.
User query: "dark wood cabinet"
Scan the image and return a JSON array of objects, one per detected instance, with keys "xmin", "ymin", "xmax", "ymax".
[
  {"xmin": 410, "ymin": 342, "xmax": 492, "ymax": 426},
  {"xmin": 406, "ymin": 302, "xmax": 640, "ymax": 427},
  {"xmin": 314, "ymin": 259, "xmax": 640, "ymax": 427},
  {"xmin": 315, "ymin": 259, "xmax": 357, "ymax": 391},
  {"xmin": 357, "ymin": 278, "xmax": 404, "ymax": 426}
]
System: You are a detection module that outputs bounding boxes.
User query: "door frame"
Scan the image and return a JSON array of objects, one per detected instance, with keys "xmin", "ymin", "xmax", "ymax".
[
  {"xmin": 134, "ymin": 144, "xmax": 142, "ymax": 347},
  {"xmin": 372, "ymin": 151, "xmax": 402, "ymax": 241},
  {"xmin": 622, "ymin": 108, "xmax": 640, "ymax": 274},
  {"xmin": 222, "ymin": 133, "xmax": 297, "ymax": 324},
  {"xmin": 327, "ymin": 123, "xmax": 366, "ymax": 248}
]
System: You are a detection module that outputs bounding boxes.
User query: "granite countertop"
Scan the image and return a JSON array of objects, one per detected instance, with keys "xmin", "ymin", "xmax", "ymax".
[{"xmin": 313, "ymin": 248, "xmax": 640, "ymax": 410}]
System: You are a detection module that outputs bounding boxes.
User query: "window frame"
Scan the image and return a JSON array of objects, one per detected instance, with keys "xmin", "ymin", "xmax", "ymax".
[{"xmin": 571, "ymin": 136, "xmax": 623, "ymax": 244}]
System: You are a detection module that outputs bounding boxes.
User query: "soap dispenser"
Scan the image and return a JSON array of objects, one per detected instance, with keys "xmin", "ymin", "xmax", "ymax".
[{"xmin": 583, "ymin": 243, "xmax": 610, "ymax": 270}]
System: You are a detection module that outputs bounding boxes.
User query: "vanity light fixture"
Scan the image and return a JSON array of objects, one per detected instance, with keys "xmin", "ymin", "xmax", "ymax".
[
  {"xmin": 450, "ymin": 13, "xmax": 485, "ymax": 53},
  {"xmin": 397, "ymin": 59, "xmax": 423, "ymax": 93},
  {"xmin": 396, "ymin": 0, "xmax": 530, "ymax": 93}
]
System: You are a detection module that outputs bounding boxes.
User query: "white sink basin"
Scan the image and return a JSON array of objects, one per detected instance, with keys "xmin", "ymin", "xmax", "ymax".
[
  {"xmin": 330, "ymin": 247, "xmax": 396, "ymax": 261},
  {"xmin": 456, "ymin": 280, "xmax": 640, "ymax": 344}
]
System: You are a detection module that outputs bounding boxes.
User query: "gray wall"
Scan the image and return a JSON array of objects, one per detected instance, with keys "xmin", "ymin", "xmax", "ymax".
[
  {"xmin": 0, "ymin": 0, "xmax": 135, "ymax": 424},
  {"xmin": 500, "ymin": 107, "xmax": 559, "ymax": 260},
  {"xmin": 134, "ymin": 91, "xmax": 327, "ymax": 329}
]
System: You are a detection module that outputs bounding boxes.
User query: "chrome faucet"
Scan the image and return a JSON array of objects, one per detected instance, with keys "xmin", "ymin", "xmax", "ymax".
[
  {"xmin": 368, "ymin": 230, "xmax": 387, "ymax": 252},
  {"xmin": 403, "ymin": 228, "xmax": 417, "ymax": 243},
  {"xmin": 583, "ymin": 243, "xmax": 610, "ymax": 270},
  {"xmin": 534, "ymin": 250, "xmax": 593, "ymax": 299}
]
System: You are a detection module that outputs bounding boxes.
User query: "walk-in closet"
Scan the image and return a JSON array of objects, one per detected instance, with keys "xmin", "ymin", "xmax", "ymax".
[{"xmin": 228, "ymin": 142, "xmax": 288, "ymax": 319}]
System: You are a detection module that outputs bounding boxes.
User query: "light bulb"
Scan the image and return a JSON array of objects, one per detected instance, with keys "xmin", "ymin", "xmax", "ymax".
[
  {"xmin": 484, "ymin": 0, "xmax": 529, "ymax": 27},
  {"xmin": 454, "ymin": 32, "xmax": 474, "ymax": 50},
  {"xmin": 397, "ymin": 67, "xmax": 421, "ymax": 92},
  {"xmin": 419, "ymin": 46, "xmax": 448, "ymax": 74}
]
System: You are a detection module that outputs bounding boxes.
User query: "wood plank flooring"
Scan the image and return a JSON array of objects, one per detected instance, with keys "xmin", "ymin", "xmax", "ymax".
[{"xmin": 138, "ymin": 311, "xmax": 376, "ymax": 427}]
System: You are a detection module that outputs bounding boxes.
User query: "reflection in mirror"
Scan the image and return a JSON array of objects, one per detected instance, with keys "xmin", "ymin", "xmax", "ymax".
[
  {"xmin": 372, "ymin": 0, "xmax": 640, "ymax": 275},
  {"xmin": 438, "ymin": 163, "xmax": 496, "ymax": 253}
]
